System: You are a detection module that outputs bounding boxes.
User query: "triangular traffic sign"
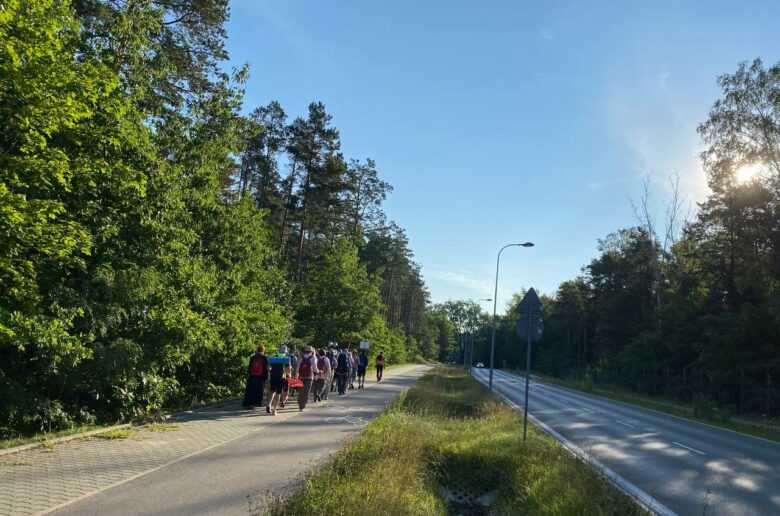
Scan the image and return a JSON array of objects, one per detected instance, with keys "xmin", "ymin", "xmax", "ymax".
[{"xmin": 516, "ymin": 287, "xmax": 545, "ymax": 316}]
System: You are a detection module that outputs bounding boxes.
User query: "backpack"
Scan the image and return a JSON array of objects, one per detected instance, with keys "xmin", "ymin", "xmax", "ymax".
[
  {"xmin": 359, "ymin": 354, "xmax": 368, "ymax": 367},
  {"xmin": 317, "ymin": 356, "xmax": 327, "ymax": 372},
  {"xmin": 270, "ymin": 362, "xmax": 284, "ymax": 380},
  {"xmin": 269, "ymin": 355, "xmax": 289, "ymax": 380},
  {"xmin": 337, "ymin": 353, "xmax": 348, "ymax": 371},
  {"xmin": 299, "ymin": 357, "xmax": 312, "ymax": 378},
  {"xmin": 249, "ymin": 355, "xmax": 265, "ymax": 376}
]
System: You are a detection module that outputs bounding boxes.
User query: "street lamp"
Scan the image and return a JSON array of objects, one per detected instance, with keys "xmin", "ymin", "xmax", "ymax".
[{"xmin": 489, "ymin": 242, "xmax": 534, "ymax": 392}]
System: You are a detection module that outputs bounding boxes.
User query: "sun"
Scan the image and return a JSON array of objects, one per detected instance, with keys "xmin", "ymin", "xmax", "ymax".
[{"xmin": 735, "ymin": 163, "xmax": 761, "ymax": 184}]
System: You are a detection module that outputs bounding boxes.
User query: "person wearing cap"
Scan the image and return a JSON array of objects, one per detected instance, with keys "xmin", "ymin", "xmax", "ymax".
[
  {"xmin": 242, "ymin": 344, "xmax": 269, "ymax": 408},
  {"xmin": 295, "ymin": 345, "xmax": 320, "ymax": 411}
]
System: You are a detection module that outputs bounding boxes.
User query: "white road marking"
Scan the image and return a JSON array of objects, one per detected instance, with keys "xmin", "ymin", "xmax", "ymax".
[
  {"xmin": 616, "ymin": 420, "xmax": 635, "ymax": 428},
  {"xmin": 672, "ymin": 441, "xmax": 706, "ymax": 455},
  {"xmin": 470, "ymin": 370, "xmax": 677, "ymax": 516},
  {"xmin": 582, "ymin": 408, "xmax": 594, "ymax": 413}
]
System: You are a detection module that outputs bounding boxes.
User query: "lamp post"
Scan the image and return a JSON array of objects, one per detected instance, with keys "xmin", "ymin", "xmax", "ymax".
[{"xmin": 488, "ymin": 242, "xmax": 534, "ymax": 392}]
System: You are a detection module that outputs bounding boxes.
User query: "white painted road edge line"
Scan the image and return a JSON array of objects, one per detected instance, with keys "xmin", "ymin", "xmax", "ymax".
[
  {"xmin": 672, "ymin": 441, "xmax": 706, "ymax": 455},
  {"xmin": 616, "ymin": 420, "xmax": 635, "ymax": 428},
  {"xmin": 471, "ymin": 369, "xmax": 678, "ymax": 516}
]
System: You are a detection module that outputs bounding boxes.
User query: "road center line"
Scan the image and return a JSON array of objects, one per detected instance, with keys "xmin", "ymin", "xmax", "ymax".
[
  {"xmin": 672, "ymin": 441, "xmax": 706, "ymax": 455},
  {"xmin": 616, "ymin": 420, "xmax": 635, "ymax": 428}
]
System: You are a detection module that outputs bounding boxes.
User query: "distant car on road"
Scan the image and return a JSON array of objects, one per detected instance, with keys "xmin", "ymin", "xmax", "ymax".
[{"xmin": 476, "ymin": 362, "xmax": 484, "ymax": 368}]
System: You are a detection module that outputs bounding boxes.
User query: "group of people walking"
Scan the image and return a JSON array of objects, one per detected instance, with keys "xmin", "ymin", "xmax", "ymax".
[{"xmin": 242, "ymin": 344, "xmax": 387, "ymax": 414}]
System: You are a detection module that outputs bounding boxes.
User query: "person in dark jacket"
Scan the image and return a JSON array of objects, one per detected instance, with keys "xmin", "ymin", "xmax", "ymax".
[
  {"xmin": 336, "ymin": 349, "xmax": 351, "ymax": 395},
  {"xmin": 357, "ymin": 349, "xmax": 368, "ymax": 388},
  {"xmin": 242, "ymin": 344, "xmax": 269, "ymax": 408}
]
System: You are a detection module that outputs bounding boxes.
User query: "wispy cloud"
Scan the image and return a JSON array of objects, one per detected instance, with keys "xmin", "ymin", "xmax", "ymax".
[
  {"xmin": 427, "ymin": 266, "xmax": 494, "ymax": 298},
  {"xmin": 604, "ymin": 70, "xmax": 710, "ymax": 202}
]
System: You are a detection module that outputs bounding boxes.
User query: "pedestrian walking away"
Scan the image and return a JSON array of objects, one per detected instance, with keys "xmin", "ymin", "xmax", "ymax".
[
  {"xmin": 318, "ymin": 347, "xmax": 333, "ymax": 400},
  {"xmin": 295, "ymin": 346, "xmax": 319, "ymax": 411},
  {"xmin": 357, "ymin": 349, "xmax": 368, "ymax": 388},
  {"xmin": 327, "ymin": 346, "xmax": 338, "ymax": 392},
  {"xmin": 242, "ymin": 345, "xmax": 269, "ymax": 408},
  {"xmin": 349, "ymin": 350, "xmax": 358, "ymax": 389},
  {"xmin": 375, "ymin": 350, "xmax": 385, "ymax": 382},
  {"xmin": 289, "ymin": 349, "xmax": 299, "ymax": 378},
  {"xmin": 313, "ymin": 349, "xmax": 329, "ymax": 402},
  {"xmin": 335, "ymin": 348, "xmax": 350, "ymax": 395},
  {"xmin": 279, "ymin": 346, "xmax": 298, "ymax": 408},
  {"xmin": 267, "ymin": 345, "xmax": 290, "ymax": 415}
]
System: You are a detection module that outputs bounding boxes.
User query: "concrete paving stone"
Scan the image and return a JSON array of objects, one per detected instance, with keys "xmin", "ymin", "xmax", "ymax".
[{"xmin": 2, "ymin": 366, "xmax": 427, "ymax": 515}]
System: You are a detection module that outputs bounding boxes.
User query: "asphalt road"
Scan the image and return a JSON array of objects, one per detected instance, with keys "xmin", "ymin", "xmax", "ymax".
[
  {"xmin": 52, "ymin": 365, "xmax": 429, "ymax": 516},
  {"xmin": 472, "ymin": 368, "xmax": 780, "ymax": 516}
]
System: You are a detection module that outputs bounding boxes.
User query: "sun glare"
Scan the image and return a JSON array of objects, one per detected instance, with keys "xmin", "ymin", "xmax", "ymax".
[{"xmin": 735, "ymin": 163, "xmax": 761, "ymax": 184}]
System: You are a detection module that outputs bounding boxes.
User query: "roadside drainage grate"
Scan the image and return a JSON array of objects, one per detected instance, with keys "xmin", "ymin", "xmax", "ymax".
[{"xmin": 437, "ymin": 478, "xmax": 497, "ymax": 515}]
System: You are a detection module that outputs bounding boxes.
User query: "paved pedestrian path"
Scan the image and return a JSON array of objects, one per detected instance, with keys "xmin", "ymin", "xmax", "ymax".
[{"xmin": 0, "ymin": 365, "xmax": 429, "ymax": 515}]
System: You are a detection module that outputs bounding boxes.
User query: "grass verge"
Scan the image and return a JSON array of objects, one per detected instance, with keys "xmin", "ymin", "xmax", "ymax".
[
  {"xmin": 519, "ymin": 371, "xmax": 780, "ymax": 444},
  {"xmin": 93, "ymin": 428, "xmax": 135, "ymax": 440},
  {"xmin": 0, "ymin": 365, "xmax": 419, "ymax": 450},
  {"xmin": 263, "ymin": 367, "xmax": 641, "ymax": 515},
  {"xmin": 0, "ymin": 426, "xmax": 102, "ymax": 451}
]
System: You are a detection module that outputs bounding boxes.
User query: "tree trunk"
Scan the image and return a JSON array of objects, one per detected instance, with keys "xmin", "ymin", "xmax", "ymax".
[
  {"xmin": 296, "ymin": 167, "xmax": 313, "ymax": 282},
  {"xmin": 278, "ymin": 161, "xmax": 299, "ymax": 255}
]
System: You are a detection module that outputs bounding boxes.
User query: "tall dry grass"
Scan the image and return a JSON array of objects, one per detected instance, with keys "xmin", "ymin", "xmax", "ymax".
[{"xmin": 265, "ymin": 367, "xmax": 641, "ymax": 515}]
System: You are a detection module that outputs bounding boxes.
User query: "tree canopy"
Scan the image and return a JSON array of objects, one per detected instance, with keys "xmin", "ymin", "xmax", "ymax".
[{"xmin": 0, "ymin": 0, "xmax": 434, "ymax": 438}]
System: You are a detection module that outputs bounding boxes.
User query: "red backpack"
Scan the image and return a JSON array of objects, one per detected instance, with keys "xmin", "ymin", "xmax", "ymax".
[
  {"xmin": 249, "ymin": 355, "xmax": 265, "ymax": 376},
  {"xmin": 299, "ymin": 357, "xmax": 312, "ymax": 378}
]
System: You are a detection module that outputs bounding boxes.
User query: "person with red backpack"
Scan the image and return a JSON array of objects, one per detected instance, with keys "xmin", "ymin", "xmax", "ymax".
[
  {"xmin": 242, "ymin": 344, "xmax": 269, "ymax": 408},
  {"xmin": 295, "ymin": 345, "xmax": 319, "ymax": 411}
]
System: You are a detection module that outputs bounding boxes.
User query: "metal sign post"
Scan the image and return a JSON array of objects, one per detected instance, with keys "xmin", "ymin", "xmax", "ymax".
[{"xmin": 516, "ymin": 288, "xmax": 545, "ymax": 445}]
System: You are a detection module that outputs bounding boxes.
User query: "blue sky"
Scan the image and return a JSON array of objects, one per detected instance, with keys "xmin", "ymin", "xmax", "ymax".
[{"xmin": 225, "ymin": 0, "xmax": 779, "ymax": 310}]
